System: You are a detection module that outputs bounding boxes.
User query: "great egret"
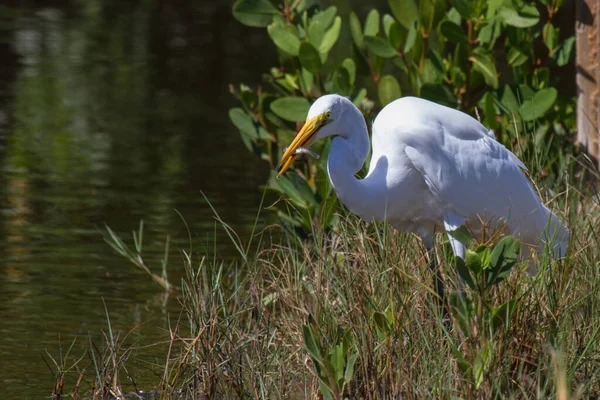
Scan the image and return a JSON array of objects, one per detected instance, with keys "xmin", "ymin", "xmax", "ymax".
[{"xmin": 276, "ymin": 94, "xmax": 569, "ymax": 298}]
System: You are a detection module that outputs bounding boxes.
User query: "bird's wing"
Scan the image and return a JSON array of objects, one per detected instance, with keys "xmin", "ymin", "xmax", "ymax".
[
  {"xmin": 373, "ymin": 97, "xmax": 527, "ymax": 173},
  {"xmin": 442, "ymin": 126, "xmax": 528, "ymax": 172},
  {"xmin": 403, "ymin": 123, "xmax": 536, "ymax": 223}
]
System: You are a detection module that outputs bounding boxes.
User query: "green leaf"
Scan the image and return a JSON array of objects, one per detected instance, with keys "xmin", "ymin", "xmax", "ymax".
[
  {"xmin": 491, "ymin": 300, "xmax": 516, "ymax": 331},
  {"xmin": 229, "ymin": 108, "xmax": 258, "ymax": 139},
  {"xmin": 447, "ymin": 7, "xmax": 462, "ymax": 24},
  {"xmin": 453, "ymin": 42, "xmax": 468, "ymax": 71},
  {"xmin": 325, "ymin": 67, "xmax": 351, "ymax": 96},
  {"xmin": 267, "ymin": 24, "xmax": 301, "ymax": 56},
  {"xmin": 269, "ymin": 171, "xmax": 318, "ymax": 209},
  {"xmin": 270, "ymin": 96, "xmax": 310, "ymax": 122},
  {"xmin": 319, "ymin": 192, "xmax": 338, "ymax": 228},
  {"xmin": 487, "ymin": 235, "xmax": 520, "ymax": 285},
  {"xmin": 518, "ymin": 84, "xmax": 535, "ymax": 101},
  {"xmin": 487, "ymin": 0, "xmax": 504, "ymax": 18},
  {"xmin": 465, "ymin": 249, "xmax": 482, "ymax": 275},
  {"xmin": 499, "ymin": 3, "xmax": 540, "ymax": 28},
  {"xmin": 519, "ymin": 88, "xmax": 557, "ymax": 121},
  {"xmin": 478, "ymin": 19, "xmax": 501, "ymax": 47},
  {"xmin": 319, "ymin": 16, "xmax": 342, "ymax": 54},
  {"xmin": 404, "ymin": 21, "xmax": 418, "ymax": 53},
  {"xmin": 299, "ymin": 42, "xmax": 322, "ymax": 74},
  {"xmin": 451, "ymin": 344, "xmax": 471, "ymax": 374},
  {"xmin": 449, "ymin": 292, "xmax": 473, "ymax": 334},
  {"xmin": 499, "ymin": 85, "xmax": 520, "ymax": 113},
  {"xmin": 232, "ymin": 0, "xmax": 278, "ymax": 27},
  {"xmin": 421, "ymin": 59, "xmax": 443, "ymax": 84},
  {"xmin": 473, "ymin": 341, "xmax": 493, "ymax": 389},
  {"xmin": 294, "ymin": 0, "xmax": 308, "ymax": 13},
  {"xmin": 332, "ymin": 344, "xmax": 345, "ymax": 382},
  {"xmin": 344, "ymin": 352, "xmax": 358, "ymax": 384},
  {"xmin": 427, "ymin": 48, "xmax": 445, "ymax": 73},
  {"xmin": 393, "ymin": 56, "xmax": 407, "ymax": 70},
  {"xmin": 544, "ymin": 22, "xmax": 557, "ymax": 52},
  {"xmin": 388, "ymin": 21, "xmax": 405, "ymax": 50},
  {"xmin": 537, "ymin": 71, "xmax": 553, "ymax": 90},
  {"xmin": 301, "ymin": 67, "xmax": 314, "ymax": 93},
  {"xmin": 388, "ymin": 0, "xmax": 418, "ymax": 29},
  {"xmin": 353, "ymin": 88, "xmax": 367, "ymax": 107},
  {"xmin": 449, "ymin": 0, "xmax": 474, "ymax": 19},
  {"xmin": 239, "ymin": 86, "xmax": 257, "ymax": 108},
  {"xmin": 257, "ymin": 126, "xmax": 270, "ymax": 140},
  {"xmin": 420, "ymin": 83, "xmax": 458, "ymax": 108},
  {"xmin": 311, "ymin": 6, "xmax": 337, "ymax": 30},
  {"xmin": 385, "ymin": 305, "xmax": 395, "ymax": 325},
  {"xmin": 382, "ymin": 14, "xmax": 396, "ymax": 38},
  {"xmin": 270, "ymin": 68, "xmax": 299, "ymax": 92},
  {"xmin": 373, "ymin": 311, "xmax": 390, "ymax": 334},
  {"xmin": 315, "ymin": 151, "xmax": 333, "ymax": 198},
  {"xmin": 349, "ymin": 12, "xmax": 364, "ymax": 49},
  {"xmin": 481, "ymin": 91, "xmax": 496, "ymax": 128},
  {"xmin": 469, "ymin": 51, "xmax": 498, "ymax": 88},
  {"xmin": 440, "ymin": 20, "xmax": 467, "ymax": 44},
  {"xmin": 456, "ymin": 257, "xmax": 476, "ymax": 289},
  {"xmin": 303, "ymin": 325, "xmax": 322, "ymax": 362},
  {"xmin": 449, "ymin": 66, "xmax": 466, "ymax": 91},
  {"xmin": 475, "ymin": 245, "xmax": 491, "ymax": 269},
  {"xmin": 341, "ymin": 58, "xmax": 356, "ymax": 86},
  {"xmin": 555, "ymin": 36, "xmax": 575, "ymax": 67},
  {"xmin": 378, "ymin": 74, "xmax": 401, "ymax": 106},
  {"xmin": 507, "ymin": 46, "xmax": 528, "ymax": 67},
  {"xmin": 420, "ymin": 0, "xmax": 446, "ymax": 32},
  {"xmin": 364, "ymin": 9, "xmax": 380, "ymax": 37},
  {"xmin": 307, "ymin": 20, "xmax": 326, "ymax": 48},
  {"xmin": 447, "ymin": 225, "xmax": 473, "ymax": 247},
  {"xmin": 318, "ymin": 381, "xmax": 334, "ymax": 400},
  {"xmin": 240, "ymin": 133, "xmax": 253, "ymax": 152},
  {"xmin": 262, "ymin": 292, "xmax": 279, "ymax": 306},
  {"xmin": 364, "ymin": 36, "xmax": 397, "ymax": 58}
]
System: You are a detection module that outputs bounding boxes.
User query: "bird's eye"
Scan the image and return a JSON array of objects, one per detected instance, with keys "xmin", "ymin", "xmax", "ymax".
[{"xmin": 325, "ymin": 111, "xmax": 332, "ymax": 120}]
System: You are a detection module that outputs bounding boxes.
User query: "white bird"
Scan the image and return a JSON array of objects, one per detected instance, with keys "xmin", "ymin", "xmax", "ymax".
[{"xmin": 277, "ymin": 95, "xmax": 569, "ymax": 297}]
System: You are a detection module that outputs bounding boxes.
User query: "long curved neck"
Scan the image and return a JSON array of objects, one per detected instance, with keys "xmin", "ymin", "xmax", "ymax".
[{"xmin": 327, "ymin": 105, "xmax": 374, "ymax": 219}]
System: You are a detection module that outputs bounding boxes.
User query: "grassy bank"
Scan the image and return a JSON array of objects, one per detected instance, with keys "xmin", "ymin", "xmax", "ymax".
[{"xmin": 49, "ymin": 173, "xmax": 600, "ymax": 399}]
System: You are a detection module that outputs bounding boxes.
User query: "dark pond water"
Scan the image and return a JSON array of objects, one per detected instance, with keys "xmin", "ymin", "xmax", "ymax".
[
  {"xmin": 0, "ymin": 0, "xmax": 392, "ymax": 396},
  {"xmin": 0, "ymin": 1, "xmax": 275, "ymax": 397}
]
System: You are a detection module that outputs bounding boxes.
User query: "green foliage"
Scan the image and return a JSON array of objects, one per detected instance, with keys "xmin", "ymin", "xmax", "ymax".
[
  {"xmin": 451, "ymin": 231, "xmax": 521, "ymax": 290},
  {"xmin": 302, "ymin": 325, "xmax": 359, "ymax": 399},
  {"xmin": 85, "ymin": 190, "xmax": 600, "ymax": 398},
  {"xmin": 447, "ymin": 230, "xmax": 523, "ymax": 391},
  {"xmin": 230, "ymin": 0, "xmax": 576, "ymax": 233},
  {"xmin": 104, "ymin": 221, "xmax": 174, "ymax": 292}
]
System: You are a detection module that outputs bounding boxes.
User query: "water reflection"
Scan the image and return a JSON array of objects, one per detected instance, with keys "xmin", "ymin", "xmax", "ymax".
[{"xmin": 0, "ymin": 1, "xmax": 274, "ymax": 396}]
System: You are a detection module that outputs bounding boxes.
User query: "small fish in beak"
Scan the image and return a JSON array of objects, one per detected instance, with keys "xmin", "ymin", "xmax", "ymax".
[
  {"xmin": 276, "ymin": 111, "xmax": 331, "ymax": 177},
  {"xmin": 283, "ymin": 146, "xmax": 320, "ymax": 159}
]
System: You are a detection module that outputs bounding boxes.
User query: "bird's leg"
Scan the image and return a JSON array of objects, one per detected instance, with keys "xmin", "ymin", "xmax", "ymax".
[
  {"xmin": 447, "ymin": 235, "xmax": 466, "ymax": 295},
  {"xmin": 426, "ymin": 246, "xmax": 449, "ymax": 322},
  {"xmin": 427, "ymin": 247, "xmax": 445, "ymax": 302},
  {"xmin": 443, "ymin": 214, "xmax": 467, "ymax": 296}
]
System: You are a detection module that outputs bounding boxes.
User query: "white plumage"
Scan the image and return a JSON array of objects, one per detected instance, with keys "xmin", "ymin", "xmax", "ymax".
[{"xmin": 277, "ymin": 94, "xmax": 569, "ymax": 263}]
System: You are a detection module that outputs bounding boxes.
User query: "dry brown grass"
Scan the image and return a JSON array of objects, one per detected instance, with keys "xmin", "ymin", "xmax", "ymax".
[{"xmin": 51, "ymin": 180, "xmax": 600, "ymax": 399}]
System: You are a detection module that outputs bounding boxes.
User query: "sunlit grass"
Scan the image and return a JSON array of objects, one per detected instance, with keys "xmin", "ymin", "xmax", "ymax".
[{"xmin": 56, "ymin": 172, "xmax": 600, "ymax": 399}]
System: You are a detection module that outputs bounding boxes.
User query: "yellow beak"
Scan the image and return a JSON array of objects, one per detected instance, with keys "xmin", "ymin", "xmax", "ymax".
[{"xmin": 276, "ymin": 113, "xmax": 329, "ymax": 177}]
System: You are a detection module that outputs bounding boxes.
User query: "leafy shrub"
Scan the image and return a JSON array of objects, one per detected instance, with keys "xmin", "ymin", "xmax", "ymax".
[{"xmin": 230, "ymin": 0, "xmax": 576, "ymax": 233}]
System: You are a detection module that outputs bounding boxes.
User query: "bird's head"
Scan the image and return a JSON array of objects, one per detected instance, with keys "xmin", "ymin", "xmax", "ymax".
[{"xmin": 276, "ymin": 95, "xmax": 345, "ymax": 177}]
